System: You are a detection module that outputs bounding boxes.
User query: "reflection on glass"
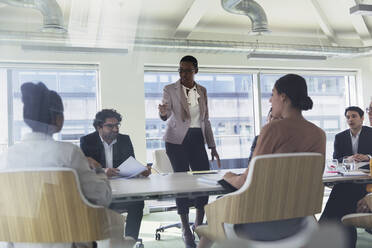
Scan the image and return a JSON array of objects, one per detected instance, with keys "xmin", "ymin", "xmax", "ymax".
[
  {"xmin": 10, "ymin": 69, "xmax": 98, "ymax": 145},
  {"xmin": 144, "ymin": 72, "xmax": 255, "ymax": 163},
  {"xmin": 260, "ymin": 74, "xmax": 349, "ymax": 160}
]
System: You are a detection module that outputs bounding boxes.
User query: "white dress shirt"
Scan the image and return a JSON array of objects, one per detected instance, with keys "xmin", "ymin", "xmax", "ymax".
[
  {"xmin": 0, "ymin": 132, "xmax": 112, "ymax": 248},
  {"xmin": 182, "ymin": 84, "xmax": 201, "ymax": 128},
  {"xmin": 350, "ymin": 129, "xmax": 361, "ymax": 155},
  {"xmin": 100, "ymin": 136, "xmax": 117, "ymax": 168}
]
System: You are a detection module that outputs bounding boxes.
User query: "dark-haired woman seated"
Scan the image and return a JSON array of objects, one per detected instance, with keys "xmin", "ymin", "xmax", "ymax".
[
  {"xmin": 0, "ymin": 82, "xmax": 119, "ymax": 248},
  {"xmin": 198, "ymin": 74, "xmax": 326, "ymax": 248}
]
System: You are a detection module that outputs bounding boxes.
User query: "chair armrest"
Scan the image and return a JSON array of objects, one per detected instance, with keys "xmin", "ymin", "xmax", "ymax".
[
  {"xmin": 365, "ymin": 193, "xmax": 372, "ymax": 210},
  {"xmin": 342, "ymin": 213, "xmax": 372, "ymax": 229}
]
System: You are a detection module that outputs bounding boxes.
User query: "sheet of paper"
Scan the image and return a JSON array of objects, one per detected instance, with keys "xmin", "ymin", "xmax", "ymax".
[
  {"xmin": 117, "ymin": 156, "xmax": 147, "ymax": 178},
  {"xmin": 355, "ymin": 162, "xmax": 370, "ymax": 170},
  {"xmin": 197, "ymin": 173, "xmax": 224, "ymax": 185},
  {"xmin": 340, "ymin": 171, "xmax": 367, "ymax": 177},
  {"xmin": 323, "ymin": 172, "xmax": 341, "ymax": 178},
  {"xmin": 188, "ymin": 170, "xmax": 218, "ymax": 175}
]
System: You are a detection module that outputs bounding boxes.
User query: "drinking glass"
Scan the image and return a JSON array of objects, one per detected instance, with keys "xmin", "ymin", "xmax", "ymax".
[
  {"xmin": 342, "ymin": 157, "xmax": 355, "ymax": 172},
  {"xmin": 326, "ymin": 159, "xmax": 338, "ymax": 171}
]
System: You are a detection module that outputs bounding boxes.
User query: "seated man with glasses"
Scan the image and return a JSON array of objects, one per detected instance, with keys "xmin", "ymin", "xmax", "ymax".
[{"xmin": 80, "ymin": 109, "xmax": 150, "ymax": 241}]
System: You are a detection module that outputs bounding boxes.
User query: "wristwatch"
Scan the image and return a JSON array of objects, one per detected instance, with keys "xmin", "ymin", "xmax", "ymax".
[{"xmin": 94, "ymin": 166, "xmax": 105, "ymax": 174}]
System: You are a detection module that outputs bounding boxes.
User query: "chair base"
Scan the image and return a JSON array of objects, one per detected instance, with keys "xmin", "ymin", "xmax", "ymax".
[{"xmin": 155, "ymin": 222, "xmax": 194, "ymax": 240}]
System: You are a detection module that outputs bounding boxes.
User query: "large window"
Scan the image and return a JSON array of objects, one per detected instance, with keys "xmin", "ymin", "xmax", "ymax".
[
  {"xmin": 144, "ymin": 71, "xmax": 254, "ymax": 164},
  {"xmin": 0, "ymin": 65, "xmax": 98, "ymax": 152},
  {"xmin": 260, "ymin": 73, "xmax": 351, "ymax": 160},
  {"xmin": 144, "ymin": 68, "xmax": 357, "ymax": 165}
]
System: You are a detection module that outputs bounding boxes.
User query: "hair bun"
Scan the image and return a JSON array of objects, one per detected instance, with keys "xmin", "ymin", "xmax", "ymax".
[{"xmin": 299, "ymin": 96, "xmax": 313, "ymax": 110}]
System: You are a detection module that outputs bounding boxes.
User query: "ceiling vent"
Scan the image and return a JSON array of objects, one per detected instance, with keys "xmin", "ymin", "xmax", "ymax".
[
  {"xmin": 221, "ymin": 0, "xmax": 269, "ymax": 34},
  {"xmin": 0, "ymin": 0, "xmax": 66, "ymax": 33},
  {"xmin": 350, "ymin": 4, "xmax": 372, "ymax": 15}
]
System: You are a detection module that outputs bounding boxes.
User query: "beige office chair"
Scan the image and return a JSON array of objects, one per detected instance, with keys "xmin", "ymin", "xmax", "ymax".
[
  {"xmin": 342, "ymin": 193, "xmax": 372, "ymax": 229},
  {"xmin": 196, "ymin": 153, "xmax": 325, "ymax": 248},
  {"xmin": 0, "ymin": 168, "xmax": 135, "ymax": 248},
  {"xmin": 152, "ymin": 149, "xmax": 174, "ymax": 174}
]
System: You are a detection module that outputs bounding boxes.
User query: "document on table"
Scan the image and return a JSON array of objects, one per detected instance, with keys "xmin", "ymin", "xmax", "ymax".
[
  {"xmin": 197, "ymin": 173, "xmax": 224, "ymax": 185},
  {"xmin": 355, "ymin": 162, "xmax": 370, "ymax": 170},
  {"xmin": 116, "ymin": 156, "xmax": 147, "ymax": 179},
  {"xmin": 340, "ymin": 171, "xmax": 368, "ymax": 177},
  {"xmin": 323, "ymin": 172, "xmax": 341, "ymax": 178}
]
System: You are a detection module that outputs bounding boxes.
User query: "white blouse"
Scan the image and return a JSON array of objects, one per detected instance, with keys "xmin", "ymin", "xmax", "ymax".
[{"xmin": 182, "ymin": 84, "xmax": 201, "ymax": 128}]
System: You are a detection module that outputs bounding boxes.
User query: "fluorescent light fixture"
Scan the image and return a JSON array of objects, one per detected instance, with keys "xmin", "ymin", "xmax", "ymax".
[
  {"xmin": 22, "ymin": 45, "xmax": 128, "ymax": 54},
  {"xmin": 247, "ymin": 53, "xmax": 327, "ymax": 60},
  {"xmin": 350, "ymin": 4, "xmax": 372, "ymax": 15}
]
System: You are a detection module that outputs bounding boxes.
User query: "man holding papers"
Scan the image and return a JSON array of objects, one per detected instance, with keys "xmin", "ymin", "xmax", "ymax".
[{"xmin": 80, "ymin": 109, "xmax": 150, "ymax": 241}]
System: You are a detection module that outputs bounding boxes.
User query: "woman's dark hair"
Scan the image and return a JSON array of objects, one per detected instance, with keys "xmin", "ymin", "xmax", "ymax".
[
  {"xmin": 274, "ymin": 74, "xmax": 313, "ymax": 111},
  {"xmin": 180, "ymin": 55, "xmax": 198, "ymax": 69},
  {"xmin": 21, "ymin": 82, "xmax": 64, "ymax": 133},
  {"xmin": 93, "ymin": 109, "xmax": 122, "ymax": 130}
]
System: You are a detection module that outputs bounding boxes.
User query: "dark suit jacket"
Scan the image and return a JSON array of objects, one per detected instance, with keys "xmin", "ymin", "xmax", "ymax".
[
  {"xmin": 333, "ymin": 126, "xmax": 372, "ymax": 162},
  {"xmin": 80, "ymin": 131, "xmax": 135, "ymax": 168}
]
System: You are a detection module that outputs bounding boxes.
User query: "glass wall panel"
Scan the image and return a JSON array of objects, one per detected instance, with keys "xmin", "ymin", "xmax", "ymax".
[{"xmin": 144, "ymin": 71, "xmax": 254, "ymax": 164}]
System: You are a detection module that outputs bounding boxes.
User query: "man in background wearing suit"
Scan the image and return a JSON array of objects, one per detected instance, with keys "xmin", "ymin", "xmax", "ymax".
[
  {"xmin": 80, "ymin": 109, "xmax": 150, "ymax": 241},
  {"xmin": 320, "ymin": 106, "xmax": 372, "ymax": 248},
  {"xmin": 367, "ymin": 99, "xmax": 372, "ymax": 126}
]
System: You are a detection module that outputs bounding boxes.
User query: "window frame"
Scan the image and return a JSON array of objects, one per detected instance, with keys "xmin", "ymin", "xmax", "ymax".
[
  {"xmin": 144, "ymin": 65, "xmax": 358, "ymax": 162},
  {"xmin": 2, "ymin": 62, "xmax": 100, "ymax": 146}
]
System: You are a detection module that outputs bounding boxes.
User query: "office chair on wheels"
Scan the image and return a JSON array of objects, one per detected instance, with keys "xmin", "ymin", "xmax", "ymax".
[{"xmin": 152, "ymin": 149, "xmax": 194, "ymax": 241}]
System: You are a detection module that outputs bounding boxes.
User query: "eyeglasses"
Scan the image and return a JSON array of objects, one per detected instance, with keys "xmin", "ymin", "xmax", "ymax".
[
  {"xmin": 103, "ymin": 123, "xmax": 121, "ymax": 129},
  {"xmin": 178, "ymin": 68, "xmax": 195, "ymax": 74}
]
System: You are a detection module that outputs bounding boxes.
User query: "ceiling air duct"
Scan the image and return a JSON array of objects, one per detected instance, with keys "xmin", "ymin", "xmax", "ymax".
[
  {"xmin": 0, "ymin": 0, "xmax": 66, "ymax": 33},
  {"xmin": 221, "ymin": 0, "xmax": 269, "ymax": 34}
]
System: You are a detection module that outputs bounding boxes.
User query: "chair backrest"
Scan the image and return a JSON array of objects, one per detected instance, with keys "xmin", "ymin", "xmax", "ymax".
[
  {"xmin": 216, "ymin": 153, "xmax": 325, "ymax": 224},
  {"xmin": 0, "ymin": 168, "xmax": 109, "ymax": 243},
  {"xmin": 152, "ymin": 149, "xmax": 173, "ymax": 173}
]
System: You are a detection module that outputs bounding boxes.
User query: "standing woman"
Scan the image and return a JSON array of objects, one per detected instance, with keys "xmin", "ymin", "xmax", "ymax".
[{"xmin": 158, "ymin": 55, "xmax": 220, "ymax": 248}]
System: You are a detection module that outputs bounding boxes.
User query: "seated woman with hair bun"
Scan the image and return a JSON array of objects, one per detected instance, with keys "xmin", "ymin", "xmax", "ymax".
[
  {"xmin": 0, "ymin": 82, "xmax": 121, "ymax": 248},
  {"xmin": 197, "ymin": 74, "xmax": 326, "ymax": 248}
]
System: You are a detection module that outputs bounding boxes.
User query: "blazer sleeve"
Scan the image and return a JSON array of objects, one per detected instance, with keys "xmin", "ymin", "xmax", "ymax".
[
  {"xmin": 333, "ymin": 134, "xmax": 343, "ymax": 162},
  {"xmin": 203, "ymin": 89, "xmax": 216, "ymax": 148},
  {"xmin": 80, "ymin": 136, "xmax": 89, "ymax": 156},
  {"xmin": 126, "ymin": 135, "xmax": 135, "ymax": 159},
  {"xmin": 160, "ymin": 86, "xmax": 172, "ymax": 121}
]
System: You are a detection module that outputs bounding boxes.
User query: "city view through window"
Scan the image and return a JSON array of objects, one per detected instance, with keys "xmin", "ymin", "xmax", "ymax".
[
  {"xmin": 144, "ymin": 70, "xmax": 353, "ymax": 165},
  {"xmin": 0, "ymin": 67, "xmax": 98, "ymax": 152}
]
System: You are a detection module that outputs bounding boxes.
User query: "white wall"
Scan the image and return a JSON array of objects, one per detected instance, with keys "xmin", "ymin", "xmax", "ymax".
[{"xmin": 1, "ymin": 45, "xmax": 372, "ymax": 163}]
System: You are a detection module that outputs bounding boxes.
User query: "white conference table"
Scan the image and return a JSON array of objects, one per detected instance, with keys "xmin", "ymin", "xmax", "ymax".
[
  {"xmin": 110, "ymin": 169, "xmax": 245, "ymax": 203},
  {"xmin": 111, "ymin": 169, "xmax": 372, "ymax": 203}
]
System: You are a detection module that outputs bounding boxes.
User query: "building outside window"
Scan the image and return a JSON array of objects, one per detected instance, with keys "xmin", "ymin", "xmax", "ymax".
[
  {"xmin": 260, "ymin": 73, "xmax": 351, "ymax": 160},
  {"xmin": 144, "ymin": 71, "xmax": 254, "ymax": 165},
  {"xmin": 145, "ymin": 69, "xmax": 357, "ymax": 165},
  {"xmin": 0, "ymin": 65, "xmax": 98, "ymax": 152}
]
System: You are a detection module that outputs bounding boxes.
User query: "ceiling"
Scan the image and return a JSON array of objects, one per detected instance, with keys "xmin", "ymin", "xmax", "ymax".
[{"xmin": 0, "ymin": 0, "xmax": 372, "ymax": 51}]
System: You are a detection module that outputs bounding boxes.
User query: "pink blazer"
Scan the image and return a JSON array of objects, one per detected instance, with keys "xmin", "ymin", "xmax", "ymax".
[{"xmin": 160, "ymin": 80, "xmax": 216, "ymax": 148}]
